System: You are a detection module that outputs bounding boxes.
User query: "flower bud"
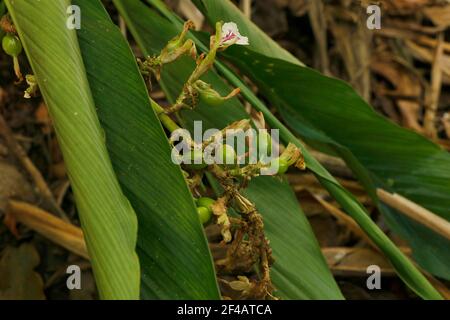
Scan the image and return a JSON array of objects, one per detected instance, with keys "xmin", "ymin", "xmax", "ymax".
[
  {"xmin": 24, "ymin": 74, "xmax": 38, "ymax": 99},
  {"xmin": 193, "ymin": 80, "xmax": 240, "ymax": 107},
  {"xmin": 197, "ymin": 197, "xmax": 215, "ymax": 213},
  {"xmin": 197, "ymin": 206, "xmax": 212, "ymax": 225},
  {"xmin": 2, "ymin": 33, "xmax": 22, "ymax": 57}
]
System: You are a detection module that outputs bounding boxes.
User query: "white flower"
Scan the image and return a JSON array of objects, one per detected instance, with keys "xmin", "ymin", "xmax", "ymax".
[{"xmin": 220, "ymin": 22, "xmax": 249, "ymax": 46}]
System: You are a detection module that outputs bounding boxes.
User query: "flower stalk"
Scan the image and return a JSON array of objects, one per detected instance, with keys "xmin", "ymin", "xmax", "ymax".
[{"xmin": 140, "ymin": 20, "xmax": 247, "ymax": 115}]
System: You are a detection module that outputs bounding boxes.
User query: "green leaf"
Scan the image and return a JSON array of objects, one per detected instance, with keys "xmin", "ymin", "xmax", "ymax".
[
  {"xmin": 0, "ymin": 1, "xmax": 5, "ymax": 19},
  {"xmin": 8, "ymin": 0, "xmax": 220, "ymax": 299},
  {"xmin": 115, "ymin": 0, "xmax": 343, "ymax": 299},
  {"xmin": 196, "ymin": 0, "xmax": 450, "ymax": 279},
  {"xmin": 158, "ymin": 0, "xmax": 443, "ymax": 299},
  {"xmin": 5, "ymin": 0, "xmax": 140, "ymax": 299},
  {"xmin": 73, "ymin": 0, "xmax": 220, "ymax": 299},
  {"xmin": 224, "ymin": 46, "xmax": 450, "ymax": 281}
]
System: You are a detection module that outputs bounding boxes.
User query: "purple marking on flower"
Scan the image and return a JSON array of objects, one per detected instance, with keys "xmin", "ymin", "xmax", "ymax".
[{"xmin": 220, "ymin": 22, "xmax": 249, "ymax": 46}]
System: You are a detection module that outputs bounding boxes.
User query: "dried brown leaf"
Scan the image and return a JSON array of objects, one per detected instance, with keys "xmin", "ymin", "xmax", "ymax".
[{"xmin": 0, "ymin": 244, "xmax": 45, "ymax": 300}]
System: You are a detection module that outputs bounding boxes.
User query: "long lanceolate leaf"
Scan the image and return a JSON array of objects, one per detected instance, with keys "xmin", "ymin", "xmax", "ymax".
[
  {"xmin": 192, "ymin": 0, "xmax": 450, "ymax": 281},
  {"xmin": 224, "ymin": 47, "xmax": 450, "ymax": 280},
  {"xmin": 5, "ymin": 0, "xmax": 140, "ymax": 299},
  {"xmin": 149, "ymin": 0, "xmax": 443, "ymax": 299},
  {"xmin": 115, "ymin": 0, "xmax": 343, "ymax": 299},
  {"xmin": 72, "ymin": 0, "xmax": 220, "ymax": 299},
  {"xmin": 8, "ymin": 0, "xmax": 220, "ymax": 299},
  {"xmin": 197, "ymin": 0, "xmax": 450, "ymax": 296}
]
